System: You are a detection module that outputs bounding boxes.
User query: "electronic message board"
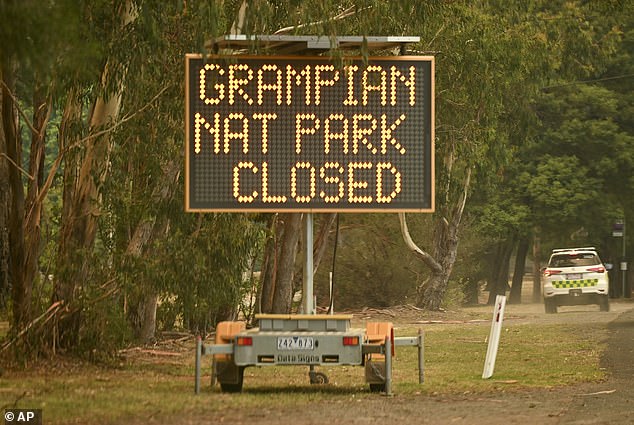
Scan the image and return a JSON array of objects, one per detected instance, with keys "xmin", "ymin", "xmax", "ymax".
[{"xmin": 185, "ymin": 55, "xmax": 434, "ymax": 212}]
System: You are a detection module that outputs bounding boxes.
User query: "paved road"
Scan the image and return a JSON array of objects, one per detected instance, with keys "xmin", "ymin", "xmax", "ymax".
[{"xmin": 556, "ymin": 305, "xmax": 634, "ymax": 424}]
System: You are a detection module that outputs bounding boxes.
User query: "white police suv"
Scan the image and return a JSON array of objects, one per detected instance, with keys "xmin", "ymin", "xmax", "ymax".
[{"xmin": 542, "ymin": 247, "xmax": 610, "ymax": 313}]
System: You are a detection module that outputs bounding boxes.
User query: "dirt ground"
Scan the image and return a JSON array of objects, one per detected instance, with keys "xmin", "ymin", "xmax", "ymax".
[{"xmin": 187, "ymin": 301, "xmax": 634, "ymax": 425}]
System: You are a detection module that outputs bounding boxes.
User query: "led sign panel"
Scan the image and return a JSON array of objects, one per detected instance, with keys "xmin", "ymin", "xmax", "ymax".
[{"xmin": 185, "ymin": 55, "xmax": 434, "ymax": 212}]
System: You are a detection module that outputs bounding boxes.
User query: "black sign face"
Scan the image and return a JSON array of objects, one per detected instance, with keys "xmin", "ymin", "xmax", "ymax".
[{"xmin": 185, "ymin": 55, "xmax": 434, "ymax": 212}]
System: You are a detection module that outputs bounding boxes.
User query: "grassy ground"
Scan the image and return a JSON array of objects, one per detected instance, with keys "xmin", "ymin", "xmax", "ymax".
[{"xmin": 0, "ymin": 306, "xmax": 608, "ymax": 424}]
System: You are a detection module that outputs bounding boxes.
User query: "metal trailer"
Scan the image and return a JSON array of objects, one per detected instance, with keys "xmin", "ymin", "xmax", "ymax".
[
  {"xmin": 194, "ymin": 215, "xmax": 425, "ymax": 395},
  {"xmin": 192, "ymin": 35, "xmax": 428, "ymax": 395},
  {"xmin": 195, "ymin": 313, "xmax": 424, "ymax": 395}
]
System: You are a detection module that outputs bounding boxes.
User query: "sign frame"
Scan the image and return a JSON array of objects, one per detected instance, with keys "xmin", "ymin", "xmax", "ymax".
[{"xmin": 185, "ymin": 54, "xmax": 434, "ymax": 213}]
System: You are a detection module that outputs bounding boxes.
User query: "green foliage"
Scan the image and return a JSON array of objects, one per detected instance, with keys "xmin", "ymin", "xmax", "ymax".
[
  {"xmin": 527, "ymin": 155, "xmax": 600, "ymax": 226},
  {"xmin": 153, "ymin": 214, "xmax": 265, "ymax": 333},
  {"xmin": 462, "ymin": 0, "xmax": 634, "ymax": 282}
]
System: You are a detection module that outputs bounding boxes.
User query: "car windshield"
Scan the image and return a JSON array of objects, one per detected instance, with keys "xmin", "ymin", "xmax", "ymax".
[{"xmin": 549, "ymin": 253, "xmax": 599, "ymax": 268}]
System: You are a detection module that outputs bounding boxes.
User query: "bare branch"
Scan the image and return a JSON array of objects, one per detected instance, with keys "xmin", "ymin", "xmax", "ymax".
[
  {"xmin": 0, "ymin": 301, "xmax": 64, "ymax": 352},
  {"xmin": 0, "ymin": 153, "xmax": 34, "ymax": 180},
  {"xmin": 0, "ymin": 79, "xmax": 42, "ymax": 139},
  {"xmin": 398, "ymin": 213, "xmax": 443, "ymax": 274},
  {"xmin": 274, "ymin": 6, "xmax": 371, "ymax": 35},
  {"xmin": 0, "ymin": 278, "xmax": 119, "ymax": 353}
]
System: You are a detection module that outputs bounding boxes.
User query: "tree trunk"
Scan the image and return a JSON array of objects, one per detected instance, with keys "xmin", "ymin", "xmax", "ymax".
[
  {"xmin": 508, "ymin": 237, "xmax": 529, "ymax": 304},
  {"xmin": 1, "ymin": 63, "xmax": 31, "ymax": 329},
  {"xmin": 400, "ymin": 210, "xmax": 459, "ymax": 311},
  {"xmin": 125, "ymin": 160, "xmax": 179, "ymax": 342},
  {"xmin": 53, "ymin": 0, "xmax": 137, "ymax": 348},
  {"xmin": 487, "ymin": 240, "xmax": 513, "ymax": 304},
  {"xmin": 532, "ymin": 230, "xmax": 542, "ymax": 302},
  {"xmin": 312, "ymin": 214, "xmax": 337, "ymax": 275},
  {"xmin": 22, "ymin": 85, "xmax": 51, "ymax": 318},
  {"xmin": 417, "ymin": 215, "xmax": 462, "ymax": 310},
  {"xmin": 52, "ymin": 89, "xmax": 84, "ymax": 346},
  {"xmin": 417, "ymin": 269, "xmax": 452, "ymax": 310},
  {"xmin": 258, "ymin": 214, "xmax": 280, "ymax": 314},
  {"xmin": 401, "ymin": 168, "xmax": 471, "ymax": 311},
  {"xmin": 0, "ymin": 147, "xmax": 7, "ymax": 309},
  {"xmin": 0, "ymin": 63, "xmax": 15, "ymax": 314},
  {"xmin": 292, "ymin": 213, "xmax": 337, "ymax": 302},
  {"xmin": 271, "ymin": 213, "xmax": 302, "ymax": 313}
]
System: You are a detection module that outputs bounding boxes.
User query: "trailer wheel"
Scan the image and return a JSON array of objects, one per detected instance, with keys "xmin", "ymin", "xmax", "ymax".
[
  {"xmin": 309, "ymin": 371, "xmax": 329, "ymax": 384},
  {"xmin": 220, "ymin": 382, "xmax": 243, "ymax": 393},
  {"xmin": 369, "ymin": 383, "xmax": 385, "ymax": 393},
  {"xmin": 219, "ymin": 366, "xmax": 245, "ymax": 393}
]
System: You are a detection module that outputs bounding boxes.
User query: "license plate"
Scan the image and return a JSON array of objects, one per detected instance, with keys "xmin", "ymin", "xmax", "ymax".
[
  {"xmin": 277, "ymin": 336, "xmax": 314, "ymax": 350},
  {"xmin": 566, "ymin": 273, "xmax": 582, "ymax": 280}
]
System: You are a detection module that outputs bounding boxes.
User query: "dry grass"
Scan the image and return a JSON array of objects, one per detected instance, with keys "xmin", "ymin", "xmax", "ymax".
[{"xmin": 0, "ymin": 308, "xmax": 607, "ymax": 424}]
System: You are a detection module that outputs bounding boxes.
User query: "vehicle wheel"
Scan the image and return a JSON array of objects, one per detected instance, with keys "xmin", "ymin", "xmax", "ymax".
[
  {"xmin": 599, "ymin": 295, "xmax": 610, "ymax": 312},
  {"xmin": 544, "ymin": 298, "xmax": 557, "ymax": 314},
  {"xmin": 309, "ymin": 371, "xmax": 329, "ymax": 384},
  {"xmin": 369, "ymin": 383, "xmax": 385, "ymax": 393},
  {"xmin": 220, "ymin": 382, "xmax": 243, "ymax": 393},
  {"xmin": 219, "ymin": 366, "xmax": 245, "ymax": 393}
]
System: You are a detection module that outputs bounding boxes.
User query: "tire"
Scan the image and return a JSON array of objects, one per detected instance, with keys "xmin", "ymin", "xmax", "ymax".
[
  {"xmin": 219, "ymin": 366, "xmax": 245, "ymax": 393},
  {"xmin": 369, "ymin": 383, "xmax": 385, "ymax": 393},
  {"xmin": 599, "ymin": 295, "xmax": 610, "ymax": 312},
  {"xmin": 220, "ymin": 382, "xmax": 243, "ymax": 393},
  {"xmin": 309, "ymin": 371, "xmax": 329, "ymax": 385},
  {"xmin": 544, "ymin": 298, "xmax": 557, "ymax": 314}
]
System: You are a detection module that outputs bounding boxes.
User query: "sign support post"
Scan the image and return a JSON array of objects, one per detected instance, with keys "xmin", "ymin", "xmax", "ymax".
[{"xmin": 303, "ymin": 213, "xmax": 314, "ymax": 315}]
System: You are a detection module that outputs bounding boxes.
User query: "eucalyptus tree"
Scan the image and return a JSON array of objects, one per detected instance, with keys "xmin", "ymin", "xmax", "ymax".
[
  {"xmin": 446, "ymin": 0, "xmax": 630, "ymax": 306},
  {"xmin": 397, "ymin": 1, "xmax": 560, "ymax": 309},
  {"xmin": 526, "ymin": 0, "xmax": 632, "ymax": 298},
  {"xmin": 1, "ymin": 0, "xmax": 261, "ymax": 352},
  {"xmin": 0, "ymin": 0, "xmax": 97, "ymax": 334},
  {"xmin": 100, "ymin": 1, "xmax": 272, "ymax": 340}
]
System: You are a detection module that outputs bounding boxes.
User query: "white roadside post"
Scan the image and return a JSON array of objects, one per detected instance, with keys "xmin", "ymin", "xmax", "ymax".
[{"xmin": 482, "ymin": 294, "xmax": 506, "ymax": 379}]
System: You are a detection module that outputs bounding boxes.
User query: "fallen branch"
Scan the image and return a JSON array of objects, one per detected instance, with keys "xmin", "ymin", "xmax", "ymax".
[
  {"xmin": 140, "ymin": 350, "xmax": 181, "ymax": 357},
  {"xmin": 1, "ymin": 278, "xmax": 120, "ymax": 353},
  {"xmin": 577, "ymin": 389, "xmax": 616, "ymax": 396},
  {"xmin": 0, "ymin": 301, "xmax": 64, "ymax": 352},
  {"xmin": 118, "ymin": 347, "xmax": 181, "ymax": 357}
]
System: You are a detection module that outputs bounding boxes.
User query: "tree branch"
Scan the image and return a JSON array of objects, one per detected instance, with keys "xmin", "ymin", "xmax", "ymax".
[
  {"xmin": 274, "ymin": 6, "xmax": 371, "ymax": 35},
  {"xmin": 398, "ymin": 213, "xmax": 443, "ymax": 274},
  {"xmin": 450, "ymin": 167, "xmax": 472, "ymax": 233},
  {"xmin": 0, "ymin": 301, "xmax": 64, "ymax": 352},
  {"xmin": 0, "ymin": 153, "xmax": 34, "ymax": 181},
  {"xmin": 0, "ymin": 79, "xmax": 43, "ymax": 139}
]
